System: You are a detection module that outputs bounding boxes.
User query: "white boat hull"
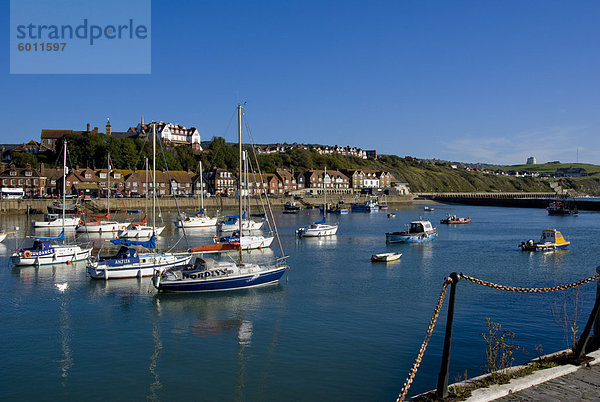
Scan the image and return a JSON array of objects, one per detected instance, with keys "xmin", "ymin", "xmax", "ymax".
[
  {"xmin": 218, "ymin": 220, "xmax": 264, "ymax": 232},
  {"xmin": 117, "ymin": 225, "xmax": 165, "ymax": 238},
  {"xmin": 32, "ymin": 217, "xmax": 80, "ymax": 228},
  {"xmin": 87, "ymin": 253, "xmax": 192, "ymax": 280},
  {"xmin": 297, "ymin": 224, "xmax": 338, "ymax": 237},
  {"xmin": 76, "ymin": 221, "xmax": 123, "ymax": 233},
  {"xmin": 11, "ymin": 246, "xmax": 92, "ymax": 266},
  {"xmin": 0, "ymin": 233, "xmax": 7, "ymax": 243},
  {"xmin": 175, "ymin": 216, "xmax": 218, "ymax": 228},
  {"xmin": 238, "ymin": 235, "xmax": 274, "ymax": 249}
]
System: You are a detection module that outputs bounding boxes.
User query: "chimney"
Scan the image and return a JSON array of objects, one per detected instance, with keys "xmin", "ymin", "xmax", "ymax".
[
  {"xmin": 40, "ymin": 163, "xmax": 45, "ymax": 175},
  {"xmin": 87, "ymin": 123, "xmax": 90, "ymax": 132}
]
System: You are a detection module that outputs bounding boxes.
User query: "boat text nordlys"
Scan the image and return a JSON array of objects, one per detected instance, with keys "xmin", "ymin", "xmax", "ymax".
[
  {"xmin": 87, "ymin": 123, "xmax": 191, "ymax": 279},
  {"xmin": 153, "ymin": 104, "xmax": 289, "ymax": 293},
  {"xmin": 11, "ymin": 140, "xmax": 92, "ymax": 266},
  {"xmin": 386, "ymin": 220, "xmax": 437, "ymax": 243},
  {"xmin": 440, "ymin": 215, "xmax": 471, "ymax": 224},
  {"xmin": 175, "ymin": 160, "xmax": 218, "ymax": 228},
  {"xmin": 519, "ymin": 229, "xmax": 570, "ymax": 251}
]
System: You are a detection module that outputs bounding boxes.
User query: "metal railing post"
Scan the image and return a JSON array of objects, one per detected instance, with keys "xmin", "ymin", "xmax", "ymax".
[
  {"xmin": 573, "ymin": 266, "xmax": 600, "ymax": 361},
  {"xmin": 436, "ymin": 272, "xmax": 461, "ymax": 398}
]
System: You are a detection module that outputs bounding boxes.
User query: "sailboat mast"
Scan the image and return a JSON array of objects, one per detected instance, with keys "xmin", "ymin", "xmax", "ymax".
[
  {"xmin": 237, "ymin": 104, "xmax": 243, "ymax": 265},
  {"xmin": 199, "ymin": 160, "xmax": 204, "ymax": 211},
  {"xmin": 152, "ymin": 123, "xmax": 156, "ymax": 234},
  {"xmin": 62, "ymin": 139, "xmax": 66, "ymax": 243},
  {"xmin": 145, "ymin": 157, "xmax": 148, "ymax": 218},
  {"xmin": 324, "ymin": 166, "xmax": 327, "ymax": 218},
  {"xmin": 107, "ymin": 153, "xmax": 110, "ymax": 216}
]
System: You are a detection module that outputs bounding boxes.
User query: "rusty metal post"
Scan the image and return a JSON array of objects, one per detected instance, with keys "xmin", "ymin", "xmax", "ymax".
[
  {"xmin": 436, "ymin": 272, "xmax": 461, "ymax": 398},
  {"xmin": 573, "ymin": 266, "xmax": 600, "ymax": 361}
]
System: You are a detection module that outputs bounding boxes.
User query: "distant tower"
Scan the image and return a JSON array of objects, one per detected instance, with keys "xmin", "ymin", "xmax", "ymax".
[
  {"xmin": 105, "ymin": 118, "xmax": 111, "ymax": 136},
  {"xmin": 526, "ymin": 156, "xmax": 536, "ymax": 165}
]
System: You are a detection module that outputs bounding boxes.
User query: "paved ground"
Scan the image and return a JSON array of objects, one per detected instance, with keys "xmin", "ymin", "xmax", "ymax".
[{"xmin": 496, "ymin": 364, "xmax": 600, "ymax": 401}]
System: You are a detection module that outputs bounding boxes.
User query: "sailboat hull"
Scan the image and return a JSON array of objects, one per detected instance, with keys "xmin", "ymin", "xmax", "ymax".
[
  {"xmin": 11, "ymin": 246, "xmax": 92, "ymax": 266},
  {"xmin": 87, "ymin": 253, "xmax": 192, "ymax": 280},
  {"xmin": 175, "ymin": 216, "xmax": 218, "ymax": 228},
  {"xmin": 154, "ymin": 265, "xmax": 287, "ymax": 293}
]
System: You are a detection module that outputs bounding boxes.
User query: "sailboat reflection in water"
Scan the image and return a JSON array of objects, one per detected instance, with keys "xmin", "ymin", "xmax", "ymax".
[{"xmin": 153, "ymin": 105, "xmax": 289, "ymax": 293}]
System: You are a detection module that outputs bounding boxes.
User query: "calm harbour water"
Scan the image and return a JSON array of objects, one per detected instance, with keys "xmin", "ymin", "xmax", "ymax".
[{"xmin": 1, "ymin": 204, "xmax": 599, "ymax": 401}]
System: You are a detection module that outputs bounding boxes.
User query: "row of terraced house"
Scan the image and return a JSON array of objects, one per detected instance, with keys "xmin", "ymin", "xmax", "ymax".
[{"xmin": 1, "ymin": 161, "xmax": 398, "ymax": 199}]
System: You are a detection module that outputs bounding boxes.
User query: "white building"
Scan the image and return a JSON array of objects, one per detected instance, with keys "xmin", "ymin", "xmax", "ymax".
[{"xmin": 133, "ymin": 121, "xmax": 202, "ymax": 151}]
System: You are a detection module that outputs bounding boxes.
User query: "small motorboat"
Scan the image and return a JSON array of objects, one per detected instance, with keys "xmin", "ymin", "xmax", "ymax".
[
  {"xmin": 371, "ymin": 252, "xmax": 402, "ymax": 262},
  {"xmin": 423, "ymin": 206, "xmax": 435, "ymax": 212},
  {"xmin": 386, "ymin": 220, "xmax": 437, "ymax": 243},
  {"xmin": 519, "ymin": 229, "xmax": 570, "ymax": 251},
  {"xmin": 440, "ymin": 215, "xmax": 471, "ymax": 224},
  {"xmin": 387, "ymin": 213, "xmax": 396, "ymax": 218}
]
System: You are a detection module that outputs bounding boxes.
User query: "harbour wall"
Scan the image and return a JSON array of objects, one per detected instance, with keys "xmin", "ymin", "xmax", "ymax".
[
  {"xmin": 0, "ymin": 194, "xmax": 415, "ymax": 214},
  {"xmin": 418, "ymin": 192, "xmax": 600, "ymax": 211}
]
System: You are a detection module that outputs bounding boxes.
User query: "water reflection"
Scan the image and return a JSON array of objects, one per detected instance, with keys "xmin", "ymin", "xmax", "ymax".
[
  {"xmin": 88, "ymin": 277, "xmax": 152, "ymax": 297},
  {"xmin": 58, "ymin": 290, "xmax": 73, "ymax": 387}
]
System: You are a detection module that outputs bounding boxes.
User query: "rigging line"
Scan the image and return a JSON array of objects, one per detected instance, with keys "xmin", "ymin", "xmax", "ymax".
[
  {"xmin": 65, "ymin": 145, "xmax": 90, "ymax": 242},
  {"xmin": 248, "ymin": 157, "xmax": 273, "ymax": 235},
  {"xmin": 242, "ymin": 112, "xmax": 285, "ymax": 258},
  {"xmin": 108, "ymin": 156, "xmax": 129, "ymax": 219},
  {"xmin": 156, "ymin": 132, "xmax": 190, "ymax": 250}
]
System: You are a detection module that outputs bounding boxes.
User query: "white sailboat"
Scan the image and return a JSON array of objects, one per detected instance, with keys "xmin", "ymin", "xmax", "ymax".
[
  {"xmin": 11, "ymin": 140, "xmax": 92, "ymax": 266},
  {"xmin": 32, "ymin": 213, "xmax": 80, "ymax": 228},
  {"xmin": 118, "ymin": 158, "xmax": 166, "ymax": 238},
  {"xmin": 153, "ymin": 104, "xmax": 288, "ymax": 292},
  {"xmin": 87, "ymin": 124, "xmax": 191, "ymax": 280},
  {"xmin": 217, "ymin": 150, "xmax": 274, "ymax": 249},
  {"xmin": 175, "ymin": 160, "xmax": 218, "ymax": 228},
  {"xmin": 76, "ymin": 154, "xmax": 122, "ymax": 233},
  {"xmin": 296, "ymin": 167, "xmax": 338, "ymax": 237}
]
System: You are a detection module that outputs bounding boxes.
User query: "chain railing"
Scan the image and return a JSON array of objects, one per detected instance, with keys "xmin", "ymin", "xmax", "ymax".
[
  {"xmin": 397, "ymin": 269, "xmax": 600, "ymax": 401},
  {"xmin": 396, "ymin": 278, "xmax": 451, "ymax": 402}
]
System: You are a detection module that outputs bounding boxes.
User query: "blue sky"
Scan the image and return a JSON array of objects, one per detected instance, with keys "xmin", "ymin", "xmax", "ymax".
[{"xmin": 2, "ymin": 0, "xmax": 599, "ymax": 165}]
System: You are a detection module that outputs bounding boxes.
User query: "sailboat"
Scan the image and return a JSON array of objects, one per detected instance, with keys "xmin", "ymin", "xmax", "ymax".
[
  {"xmin": 296, "ymin": 167, "xmax": 338, "ymax": 237},
  {"xmin": 76, "ymin": 154, "xmax": 122, "ymax": 233},
  {"xmin": 175, "ymin": 161, "xmax": 218, "ymax": 228},
  {"xmin": 87, "ymin": 124, "xmax": 192, "ymax": 280},
  {"xmin": 217, "ymin": 150, "xmax": 274, "ymax": 250},
  {"xmin": 11, "ymin": 140, "xmax": 93, "ymax": 266},
  {"xmin": 118, "ymin": 158, "xmax": 166, "ymax": 238},
  {"xmin": 153, "ymin": 104, "xmax": 288, "ymax": 292}
]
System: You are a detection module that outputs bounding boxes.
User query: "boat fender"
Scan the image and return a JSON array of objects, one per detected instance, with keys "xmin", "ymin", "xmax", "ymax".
[
  {"xmin": 104, "ymin": 269, "xmax": 109, "ymax": 280},
  {"xmin": 24, "ymin": 250, "xmax": 32, "ymax": 258},
  {"xmin": 66, "ymin": 260, "xmax": 71, "ymax": 265},
  {"xmin": 122, "ymin": 226, "xmax": 127, "ymax": 231}
]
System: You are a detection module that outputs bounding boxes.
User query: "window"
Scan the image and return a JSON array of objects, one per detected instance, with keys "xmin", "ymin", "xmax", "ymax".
[
  {"xmin": 133, "ymin": 182, "xmax": 138, "ymax": 187},
  {"xmin": 26, "ymin": 179, "xmax": 31, "ymax": 185},
  {"xmin": 51, "ymin": 180, "xmax": 56, "ymax": 185},
  {"xmin": 85, "ymin": 173, "xmax": 92, "ymax": 179},
  {"xmin": 25, "ymin": 171, "xmax": 32, "ymax": 177},
  {"xmin": 48, "ymin": 139, "xmax": 53, "ymax": 145},
  {"xmin": 100, "ymin": 173, "xmax": 107, "ymax": 179},
  {"xmin": 18, "ymin": 179, "xmax": 23, "ymax": 185},
  {"xmin": 114, "ymin": 173, "xmax": 121, "ymax": 179},
  {"xmin": 161, "ymin": 183, "xmax": 165, "ymax": 187},
  {"xmin": 10, "ymin": 171, "xmax": 16, "ymax": 176},
  {"xmin": 11, "ymin": 179, "xmax": 15, "ymax": 185},
  {"xmin": 34, "ymin": 179, "xmax": 38, "ymax": 185}
]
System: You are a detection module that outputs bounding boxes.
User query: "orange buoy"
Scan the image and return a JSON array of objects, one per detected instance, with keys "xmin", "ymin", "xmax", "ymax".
[{"xmin": 66, "ymin": 260, "xmax": 71, "ymax": 265}]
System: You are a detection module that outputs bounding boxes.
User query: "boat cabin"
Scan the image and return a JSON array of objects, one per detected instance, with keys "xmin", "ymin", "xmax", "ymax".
[
  {"xmin": 30, "ymin": 240, "xmax": 52, "ymax": 251},
  {"xmin": 102, "ymin": 246, "xmax": 140, "ymax": 266},
  {"xmin": 540, "ymin": 230, "xmax": 566, "ymax": 244},
  {"xmin": 409, "ymin": 221, "xmax": 434, "ymax": 234},
  {"xmin": 44, "ymin": 214, "xmax": 60, "ymax": 222}
]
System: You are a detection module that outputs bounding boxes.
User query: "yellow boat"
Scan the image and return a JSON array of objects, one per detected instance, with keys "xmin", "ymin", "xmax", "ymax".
[{"xmin": 519, "ymin": 229, "xmax": 570, "ymax": 251}]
